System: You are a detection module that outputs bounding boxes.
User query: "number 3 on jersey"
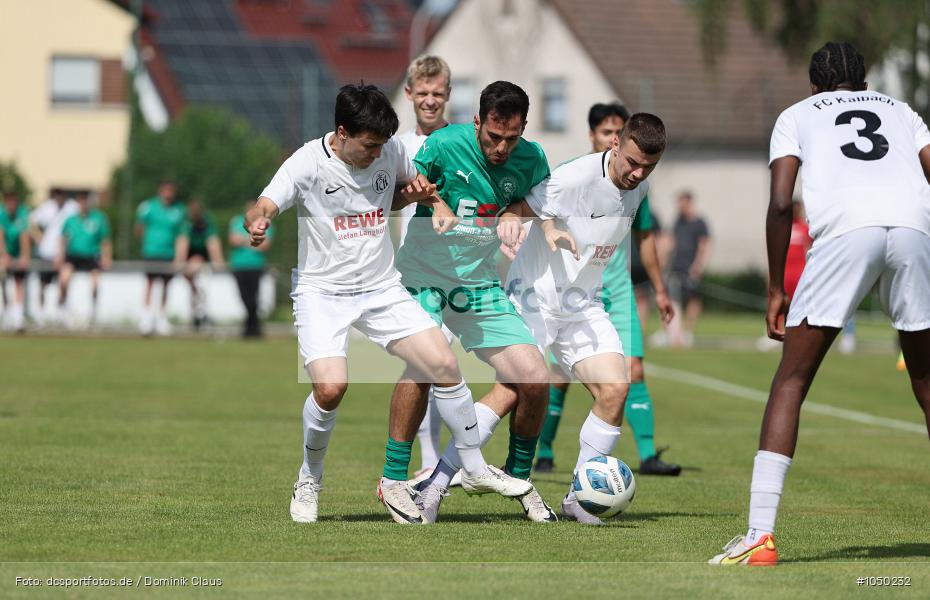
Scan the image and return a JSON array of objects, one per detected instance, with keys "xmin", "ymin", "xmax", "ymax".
[{"xmin": 835, "ymin": 110, "xmax": 889, "ymax": 161}]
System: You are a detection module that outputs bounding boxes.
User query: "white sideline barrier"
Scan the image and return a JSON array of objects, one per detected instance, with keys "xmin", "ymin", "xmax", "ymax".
[{"xmin": 2, "ymin": 269, "xmax": 276, "ymax": 326}]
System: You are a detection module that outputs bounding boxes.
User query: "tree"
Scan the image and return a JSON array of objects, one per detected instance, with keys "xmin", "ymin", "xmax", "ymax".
[
  {"xmin": 0, "ymin": 160, "xmax": 32, "ymax": 201},
  {"xmin": 112, "ymin": 105, "xmax": 283, "ymax": 211},
  {"xmin": 693, "ymin": 0, "xmax": 930, "ymax": 118}
]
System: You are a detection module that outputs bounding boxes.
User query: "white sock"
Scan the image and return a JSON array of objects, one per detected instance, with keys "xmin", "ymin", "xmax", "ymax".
[
  {"xmin": 575, "ymin": 411, "xmax": 622, "ymax": 472},
  {"xmin": 426, "ymin": 403, "xmax": 501, "ymax": 491},
  {"xmin": 434, "ymin": 401, "xmax": 500, "ymax": 474},
  {"xmin": 416, "ymin": 387, "xmax": 442, "ymax": 471},
  {"xmin": 431, "ymin": 380, "xmax": 489, "ymax": 476},
  {"xmin": 299, "ymin": 392, "xmax": 338, "ymax": 485},
  {"xmin": 746, "ymin": 450, "xmax": 792, "ymax": 543}
]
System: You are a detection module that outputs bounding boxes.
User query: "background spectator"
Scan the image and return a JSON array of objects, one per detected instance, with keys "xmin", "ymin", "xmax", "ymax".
[
  {"xmin": 29, "ymin": 187, "xmax": 77, "ymax": 325},
  {"xmin": 179, "ymin": 198, "xmax": 224, "ymax": 330},
  {"xmin": 135, "ymin": 180, "xmax": 185, "ymax": 336},
  {"xmin": 57, "ymin": 192, "xmax": 112, "ymax": 329},
  {"xmin": 0, "ymin": 191, "xmax": 31, "ymax": 332},
  {"xmin": 665, "ymin": 191, "xmax": 711, "ymax": 348},
  {"xmin": 229, "ymin": 200, "xmax": 273, "ymax": 338}
]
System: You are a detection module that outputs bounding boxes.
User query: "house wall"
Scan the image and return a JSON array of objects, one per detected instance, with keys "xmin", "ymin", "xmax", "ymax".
[
  {"xmin": 646, "ymin": 150, "xmax": 772, "ymax": 272},
  {"xmin": 394, "ymin": 0, "xmax": 617, "ymax": 166},
  {"xmin": 401, "ymin": 0, "xmax": 776, "ymax": 272},
  {"xmin": 0, "ymin": 0, "xmax": 133, "ymax": 201}
]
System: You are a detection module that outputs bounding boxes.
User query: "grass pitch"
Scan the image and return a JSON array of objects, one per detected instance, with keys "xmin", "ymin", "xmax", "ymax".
[{"xmin": 1, "ymin": 320, "xmax": 929, "ymax": 597}]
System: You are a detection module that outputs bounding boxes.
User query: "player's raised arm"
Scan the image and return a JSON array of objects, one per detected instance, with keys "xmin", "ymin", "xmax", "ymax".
[
  {"xmin": 765, "ymin": 156, "xmax": 800, "ymax": 340},
  {"xmin": 244, "ymin": 197, "xmax": 279, "ymax": 247},
  {"xmin": 634, "ymin": 228, "xmax": 673, "ymax": 323}
]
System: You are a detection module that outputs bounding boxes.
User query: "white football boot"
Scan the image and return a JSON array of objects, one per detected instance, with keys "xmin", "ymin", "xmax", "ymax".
[
  {"xmin": 290, "ymin": 477, "xmax": 321, "ymax": 523},
  {"xmin": 460, "ymin": 465, "xmax": 533, "ymax": 497},
  {"xmin": 378, "ymin": 478, "xmax": 424, "ymax": 525}
]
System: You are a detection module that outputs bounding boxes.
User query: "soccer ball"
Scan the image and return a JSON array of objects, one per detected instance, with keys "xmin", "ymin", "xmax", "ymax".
[{"xmin": 572, "ymin": 455, "xmax": 636, "ymax": 519}]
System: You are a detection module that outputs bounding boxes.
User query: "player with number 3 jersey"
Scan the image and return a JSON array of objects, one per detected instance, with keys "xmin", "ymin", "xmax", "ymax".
[{"xmin": 711, "ymin": 42, "xmax": 930, "ymax": 566}]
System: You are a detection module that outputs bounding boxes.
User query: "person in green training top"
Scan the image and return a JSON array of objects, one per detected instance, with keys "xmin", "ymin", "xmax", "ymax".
[
  {"xmin": 397, "ymin": 81, "xmax": 558, "ymax": 523},
  {"xmin": 228, "ymin": 200, "xmax": 273, "ymax": 338},
  {"xmin": 534, "ymin": 103, "xmax": 682, "ymax": 477},
  {"xmin": 0, "ymin": 191, "xmax": 31, "ymax": 332},
  {"xmin": 179, "ymin": 198, "xmax": 224, "ymax": 330},
  {"xmin": 135, "ymin": 180, "xmax": 186, "ymax": 336},
  {"xmin": 57, "ymin": 192, "xmax": 112, "ymax": 327}
]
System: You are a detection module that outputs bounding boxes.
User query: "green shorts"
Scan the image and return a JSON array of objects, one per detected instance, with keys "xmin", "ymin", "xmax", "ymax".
[{"xmin": 405, "ymin": 282, "xmax": 537, "ymax": 352}]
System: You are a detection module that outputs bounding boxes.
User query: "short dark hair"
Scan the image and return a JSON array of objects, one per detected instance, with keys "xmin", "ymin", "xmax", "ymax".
[
  {"xmin": 587, "ymin": 102, "xmax": 630, "ymax": 132},
  {"xmin": 478, "ymin": 81, "xmax": 529, "ymax": 122},
  {"xmin": 620, "ymin": 113, "xmax": 667, "ymax": 155},
  {"xmin": 334, "ymin": 83, "xmax": 399, "ymax": 139},
  {"xmin": 809, "ymin": 42, "xmax": 866, "ymax": 93}
]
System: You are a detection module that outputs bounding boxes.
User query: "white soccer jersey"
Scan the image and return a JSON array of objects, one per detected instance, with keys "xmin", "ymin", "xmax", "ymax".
[
  {"xmin": 770, "ymin": 90, "xmax": 930, "ymax": 244},
  {"xmin": 393, "ymin": 129, "xmax": 427, "ymax": 244},
  {"xmin": 261, "ymin": 132, "xmax": 416, "ymax": 293},
  {"xmin": 31, "ymin": 198, "xmax": 78, "ymax": 260},
  {"xmin": 507, "ymin": 151, "xmax": 648, "ymax": 317}
]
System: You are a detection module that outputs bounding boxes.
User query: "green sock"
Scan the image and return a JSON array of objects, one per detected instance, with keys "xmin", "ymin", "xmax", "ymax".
[
  {"xmin": 537, "ymin": 385, "xmax": 567, "ymax": 460},
  {"xmin": 505, "ymin": 431, "xmax": 539, "ymax": 480},
  {"xmin": 383, "ymin": 437, "xmax": 413, "ymax": 481},
  {"xmin": 625, "ymin": 382, "xmax": 656, "ymax": 461}
]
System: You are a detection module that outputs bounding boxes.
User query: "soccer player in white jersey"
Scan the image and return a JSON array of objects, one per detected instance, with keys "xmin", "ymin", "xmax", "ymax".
[
  {"xmin": 246, "ymin": 84, "xmax": 532, "ymax": 525},
  {"xmin": 710, "ymin": 42, "xmax": 930, "ymax": 565},
  {"xmin": 394, "ymin": 55, "xmax": 453, "ymax": 480},
  {"xmin": 496, "ymin": 113, "xmax": 672, "ymax": 524}
]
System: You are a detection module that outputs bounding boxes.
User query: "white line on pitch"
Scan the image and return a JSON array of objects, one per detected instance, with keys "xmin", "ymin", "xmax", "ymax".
[{"xmin": 646, "ymin": 363, "xmax": 927, "ymax": 435}]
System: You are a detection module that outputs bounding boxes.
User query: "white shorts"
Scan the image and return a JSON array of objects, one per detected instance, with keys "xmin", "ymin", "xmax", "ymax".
[
  {"xmin": 512, "ymin": 299, "xmax": 623, "ymax": 375},
  {"xmin": 788, "ymin": 226, "xmax": 930, "ymax": 331},
  {"xmin": 292, "ymin": 282, "xmax": 437, "ymax": 365}
]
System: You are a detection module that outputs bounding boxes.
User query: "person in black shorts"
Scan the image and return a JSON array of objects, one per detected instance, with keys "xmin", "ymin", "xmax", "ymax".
[
  {"xmin": 179, "ymin": 199, "xmax": 224, "ymax": 330},
  {"xmin": 666, "ymin": 190, "xmax": 710, "ymax": 347},
  {"xmin": 1, "ymin": 190, "xmax": 31, "ymax": 332},
  {"xmin": 57, "ymin": 192, "xmax": 112, "ymax": 327}
]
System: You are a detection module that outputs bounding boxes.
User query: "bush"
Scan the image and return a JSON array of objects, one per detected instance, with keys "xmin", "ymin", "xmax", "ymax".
[
  {"xmin": 111, "ymin": 105, "xmax": 283, "ymax": 212},
  {"xmin": 0, "ymin": 160, "xmax": 32, "ymax": 201}
]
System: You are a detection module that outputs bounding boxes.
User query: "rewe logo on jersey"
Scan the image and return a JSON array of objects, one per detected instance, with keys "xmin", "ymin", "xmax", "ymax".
[
  {"xmin": 592, "ymin": 244, "xmax": 618, "ymax": 260},
  {"xmin": 456, "ymin": 170, "xmax": 473, "ymax": 184},
  {"xmin": 333, "ymin": 208, "xmax": 385, "ymax": 231}
]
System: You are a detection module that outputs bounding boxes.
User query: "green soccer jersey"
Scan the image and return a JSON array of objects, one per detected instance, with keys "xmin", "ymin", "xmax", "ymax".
[
  {"xmin": 182, "ymin": 213, "xmax": 218, "ymax": 253},
  {"xmin": 136, "ymin": 197, "xmax": 185, "ymax": 259},
  {"xmin": 228, "ymin": 214, "xmax": 274, "ymax": 270},
  {"xmin": 62, "ymin": 210, "xmax": 111, "ymax": 258},
  {"xmin": 397, "ymin": 123, "xmax": 550, "ymax": 290},
  {"xmin": 0, "ymin": 204, "xmax": 30, "ymax": 257}
]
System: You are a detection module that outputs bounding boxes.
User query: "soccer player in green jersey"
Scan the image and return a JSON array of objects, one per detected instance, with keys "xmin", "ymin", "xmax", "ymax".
[
  {"xmin": 0, "ymin": 191, "xmax": 31, "ymax": 332},
  {"xmin": 179, "ymin": 199, "xmax": 224, "ymax": 330},
  {"xmin": 397, "ymin": 81, "xmax": 557, "ymax": 522},
  {"xmin": 534, "ymin": 103, "xmax": 682, "ymax": 477},
  {"xmin": 136, "ymin": 181, "xmax": 186, "ymax": 336},
  {"xmin": 57, "ymin": 192, "xmax": 112, "ymax": 327}
]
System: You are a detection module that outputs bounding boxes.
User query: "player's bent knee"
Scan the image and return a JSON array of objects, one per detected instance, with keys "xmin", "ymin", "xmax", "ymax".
[
  {"xmin": 424, "ymin": 350, "xmax": 462, "ymax": 385},
  {"xmin": 595, "ymin": 384, "xmax": 628, "ymax": 422},
  {"xmin": 313, "ymin": 382, "xmax": 348, "ymax": 408}
]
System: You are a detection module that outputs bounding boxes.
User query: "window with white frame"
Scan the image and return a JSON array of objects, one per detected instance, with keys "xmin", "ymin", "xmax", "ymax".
[
  {"xmin": 51, "ymin": 56, "xmax": 100, "ymax": 106},
  {"xmin": 449, "ymin": 78, "xmax": 476, "ymax": 124},
  {"xmin": 541, "ymin": 77, "xmax": 567, "ymax": 132}
]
